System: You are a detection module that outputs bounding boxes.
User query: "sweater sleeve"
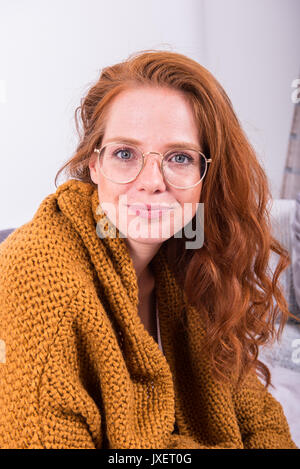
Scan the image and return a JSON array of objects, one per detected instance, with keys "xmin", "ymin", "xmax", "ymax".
[
  {"xmin": 165, "ymin": 368, "xmax": 298, "ymax": 450},
  {"xmin": 0, "ymin": 241, "xmax": 102, "ymax": 449},
  {"xmin": 0, "ymin": 284, "xmax": 103, "ymax": 448},
  {"xmin": 231, "ymin": 368, "xmax": 298, "ymax": 449}
]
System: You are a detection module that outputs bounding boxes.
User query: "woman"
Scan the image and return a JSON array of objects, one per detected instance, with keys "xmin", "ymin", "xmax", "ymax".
[{"xmin": 0, "ymin": 50, "xmax": 298, "ymax": 449}]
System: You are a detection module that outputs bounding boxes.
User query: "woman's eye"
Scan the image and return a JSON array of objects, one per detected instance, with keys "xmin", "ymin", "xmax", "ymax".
[
  {"xmin": 115, "ymin": 149, "xmax": 132, "ymax": 160},
  {"xmin": 170, "ymin": 153, "xmax": 193, "ymax": 164}
]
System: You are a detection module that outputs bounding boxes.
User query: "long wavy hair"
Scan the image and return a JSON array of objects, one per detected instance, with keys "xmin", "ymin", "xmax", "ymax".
[{"xmin": 55, "ymin": 49, "xmax": 299, "ymax": 389}]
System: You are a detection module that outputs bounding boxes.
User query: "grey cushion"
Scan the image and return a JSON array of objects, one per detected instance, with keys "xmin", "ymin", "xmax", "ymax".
[
  {"xmin": 268, "ymin": 199, "xmax": 300, "ymax": 323},
  {"xmin": 292, "ymin": 192, "xmax": 300, "ymax": 309},
  {"xmin": 259, "ymin": 198, "xmax": 300, "ymax": 374},
  {"xmin": 0, "ymin": 228, "xmax": 16, "ymax": 244},
  {"xmin": 258, "ymin": 198, "xmax": 300, "ymax": 447}
]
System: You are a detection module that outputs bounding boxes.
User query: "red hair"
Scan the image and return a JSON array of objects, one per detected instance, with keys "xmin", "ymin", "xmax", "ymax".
[{"xmin": 55, "ymin": 49, "xmax": 299, "ymax": 389}]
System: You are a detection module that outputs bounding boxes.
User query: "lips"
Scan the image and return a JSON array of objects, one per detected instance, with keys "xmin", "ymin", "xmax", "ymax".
[
  {"xmin": 127, "ymin": 203, "xmax": 175, "ymax": 211},
  {"xmin": 126, "ymin": 203, "xmax": 175, "ymax": 220}
]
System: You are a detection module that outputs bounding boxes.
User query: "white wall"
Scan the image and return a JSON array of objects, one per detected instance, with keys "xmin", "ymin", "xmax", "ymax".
[
  {"xmin": 202, "ymin": 0, "xmax": 300, "ymax": 200},
  {"xmin": 0, "ymin": 0, "xmax": 299, "ymax": 229}
]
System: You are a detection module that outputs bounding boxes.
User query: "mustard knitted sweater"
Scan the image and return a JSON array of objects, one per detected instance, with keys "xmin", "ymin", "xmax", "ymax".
[{"xmin": 0, "ymin": 180, "xmax": 297, "ymax": 449}]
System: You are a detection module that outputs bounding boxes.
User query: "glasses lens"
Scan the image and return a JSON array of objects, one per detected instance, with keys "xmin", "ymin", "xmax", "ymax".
[
  {"xmin": 98, "ymin": 143, "xmax": 207, "ymax": 188},
  {"xmin": 99, "ymin": 143, "xmax": 143, "ymax": 183},
  {"xmin": 163, "ymin": 149, "xmax": 206, "ymax": 188}
]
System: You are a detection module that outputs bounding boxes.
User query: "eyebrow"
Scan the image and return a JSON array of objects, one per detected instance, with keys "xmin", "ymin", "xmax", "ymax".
[{"xmin": 102, "ymin": 136, "xmax": 201, "ymax": 151}]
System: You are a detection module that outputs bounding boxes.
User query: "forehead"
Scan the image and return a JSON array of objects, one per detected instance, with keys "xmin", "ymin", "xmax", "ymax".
[{"xmin": 103, "ymin": 86, "xmax": 199, "ymax": 143}]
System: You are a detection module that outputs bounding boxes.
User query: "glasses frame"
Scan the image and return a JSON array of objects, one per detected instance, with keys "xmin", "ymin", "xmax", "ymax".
[{"xmin": 94, "ymin": 141, "xmax": 212, "ymax": 189}]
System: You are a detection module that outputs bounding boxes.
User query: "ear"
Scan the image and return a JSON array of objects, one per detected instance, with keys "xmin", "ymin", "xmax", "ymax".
[{"xmin": 89, "ymin": 151, "xmax": 99, "ymax": 185}]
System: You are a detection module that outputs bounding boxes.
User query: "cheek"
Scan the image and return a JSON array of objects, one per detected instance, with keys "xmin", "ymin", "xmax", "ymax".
[
  {"xmin": 98, "ymin": 175, "xmax": 122, "ymax": 204},
  {"xmin": 98, "ymin": 182, "xmax": 130, "ymax": 229},
  {"xmin": 178, "ymin": 185, "xmax": 202, "ymax": 218}
]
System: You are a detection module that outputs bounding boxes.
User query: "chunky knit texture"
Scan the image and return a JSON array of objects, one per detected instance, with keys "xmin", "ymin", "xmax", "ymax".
[{"xmin": 0, "ymin": 179, "xmax": 297, "ymax": 449}]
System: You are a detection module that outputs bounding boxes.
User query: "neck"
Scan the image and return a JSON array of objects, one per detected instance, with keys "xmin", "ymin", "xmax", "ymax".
[{"xmin": 125, "ymin": 238, "xmax": 162, "ymax": 280}]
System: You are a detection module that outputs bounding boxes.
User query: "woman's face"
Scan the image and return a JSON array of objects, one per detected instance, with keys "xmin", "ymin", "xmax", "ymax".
[{"xmin": 89, "ymin": 86, "xmax": 203, "ymax": 246}]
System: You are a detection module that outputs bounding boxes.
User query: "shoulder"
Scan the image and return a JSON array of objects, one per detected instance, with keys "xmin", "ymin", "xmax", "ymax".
[
  {"xmin": 0, "ymin": 193, "xmax": 95, "ymax": 382},
  {"xmin": 0, "ymin": 191, "xmax": 93, "ymax": 309}
]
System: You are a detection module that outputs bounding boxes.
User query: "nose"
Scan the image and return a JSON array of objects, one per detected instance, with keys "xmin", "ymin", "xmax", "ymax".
[{"xmin": 135, "ymin": 152, "xmax": 166, "ymax": 191}]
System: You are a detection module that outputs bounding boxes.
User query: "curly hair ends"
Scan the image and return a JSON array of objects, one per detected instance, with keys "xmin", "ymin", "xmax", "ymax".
[{"xmin": 55, "ymin": 49, "xmax": 300, "ymax": 390}]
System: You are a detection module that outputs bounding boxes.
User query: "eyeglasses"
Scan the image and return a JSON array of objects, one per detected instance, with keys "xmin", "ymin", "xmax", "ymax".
[{"xmin": 94, "ymin": 141, "xmax": 212, "ymax": 189}]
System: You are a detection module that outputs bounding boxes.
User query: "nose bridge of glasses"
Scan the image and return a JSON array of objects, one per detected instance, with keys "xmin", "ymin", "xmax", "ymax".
[
  {"xmin": 141, "ymin": 151, "xmax": 165, "ymax": 175},
  {"xmin": 143, "ymin": 150, "xmax": 164, "ymax": 160}
]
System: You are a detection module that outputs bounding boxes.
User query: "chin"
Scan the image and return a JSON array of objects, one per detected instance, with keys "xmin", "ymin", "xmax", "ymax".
[{"xmin": 127, "ymin": 234, "xmax": 170, "ymax": 244}]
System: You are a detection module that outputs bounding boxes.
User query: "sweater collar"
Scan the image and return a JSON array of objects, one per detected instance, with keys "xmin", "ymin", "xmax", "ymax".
[{"xmin": 55, "ymin": 178, "xmax": 185, "ymax": 358}]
